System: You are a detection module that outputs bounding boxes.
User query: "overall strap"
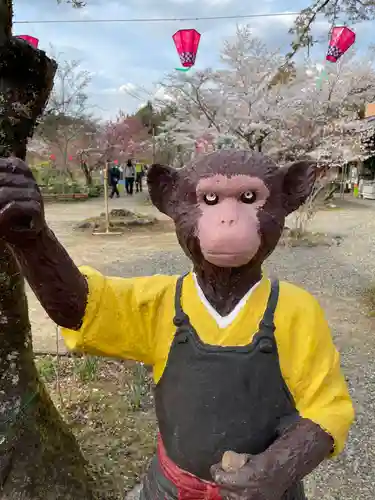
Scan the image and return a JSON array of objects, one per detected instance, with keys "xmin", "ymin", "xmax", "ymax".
[
  {"xmin": 258, "ymin": 279, "xmax": 279, "ymax": 336},
  {"xmin": 173, "ymin": 272, "xmax": 190, "ymax": 327}
]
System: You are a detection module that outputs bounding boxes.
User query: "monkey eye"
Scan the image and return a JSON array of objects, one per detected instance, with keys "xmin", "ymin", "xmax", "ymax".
[
  {"xmin": 203, "ymin": 193, "xmax": 219, "ymax": 205},
  {"xmin": 241, "ymin": 191, "xmax": 256, "ymax": 204}
]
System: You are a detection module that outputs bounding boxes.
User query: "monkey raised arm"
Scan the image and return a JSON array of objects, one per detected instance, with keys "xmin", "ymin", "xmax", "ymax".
[{"xmin": 0, "ymin": 157, "xmax": 88, "ymax": 329}]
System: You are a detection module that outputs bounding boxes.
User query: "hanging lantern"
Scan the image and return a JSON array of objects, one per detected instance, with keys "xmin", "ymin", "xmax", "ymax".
[
  {"xmin": 326, "ymin": 26, "xmax": 355, "ymax": 63},
  {"xmin": 195, "ymin": 138, "xmax": 209, "ymax": 154},
  {"xmin": 195, "ymin": 139, "xmax": 204, "ymax": 154},
  {"xmin": 173, "ymin": 29, "xmax": 201, "ymax": 69},
  {"xmin": 16, "ymin": 35, "xmax": 39, "ymax": 49}
]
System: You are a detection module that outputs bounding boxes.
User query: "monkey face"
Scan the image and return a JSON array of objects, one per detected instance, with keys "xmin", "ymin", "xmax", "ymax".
[
  {"xmin": 147, "ymin": 151, "xmax": 316, "ymax": 271},
  {"xmin": 195, "ymin": 174, "xmax": 269, "ymax": 267}
]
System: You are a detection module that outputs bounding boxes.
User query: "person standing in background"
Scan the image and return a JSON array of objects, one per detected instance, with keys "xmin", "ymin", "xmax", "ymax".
[
  {"xmin": 109, "ymin": 162, "xmax": 121, "ymax": 198},
  {"xmin": 124, "ymin": 159, "xmax": 135, "ymax": 195},
  {"xmin": 135, "ymin": 161, "xmax": 144, "ymax": 193}
]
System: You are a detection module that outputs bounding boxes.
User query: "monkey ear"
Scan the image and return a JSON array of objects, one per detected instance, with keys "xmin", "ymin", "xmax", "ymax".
[
  {"xmin": 280, "ymin": 160, "xmax": 317, "ymax": 214},
  {"xmin": 147, "ymin": 164, "xmax": 179, "ymax": 217}
]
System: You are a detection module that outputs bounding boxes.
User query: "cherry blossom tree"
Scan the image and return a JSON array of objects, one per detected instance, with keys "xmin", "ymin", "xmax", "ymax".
[
  {"xmin": 159, "ymin": 26, "xmax": 290, "ymax": 154},
  {"xmin": 76, "ymin": 113, "xmax": 151, "ymax": 185},
  {"xmin": 37, "ymin": 56, "xmax": 94, "ymax": 179},
  {"xmin": 99, "ymin": 112, "xmax": 149, "ymax": 162},
  {"xmin": 269, "ymin": 50, "xmax": 375, "ymax": 164},
  {"xmin": 159, "ymin": 25, "xmax": 375, "ymax": 167}
]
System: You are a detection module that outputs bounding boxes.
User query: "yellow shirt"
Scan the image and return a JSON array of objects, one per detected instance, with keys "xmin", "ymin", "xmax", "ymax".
[{"xmin": 61, "ymin": 266, "xmax": 354, "ymax": 457}]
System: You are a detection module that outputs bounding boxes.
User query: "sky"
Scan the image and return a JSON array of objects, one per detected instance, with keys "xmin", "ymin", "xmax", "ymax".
[{"xmin": 13, "ymin": 0, "xmax": 375, "ymax": 121}]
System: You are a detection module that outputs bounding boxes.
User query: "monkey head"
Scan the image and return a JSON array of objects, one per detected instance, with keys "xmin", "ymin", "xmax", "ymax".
[{"xmin": 147, "ymin": 151, "xmax": 316, "ymax": 271}]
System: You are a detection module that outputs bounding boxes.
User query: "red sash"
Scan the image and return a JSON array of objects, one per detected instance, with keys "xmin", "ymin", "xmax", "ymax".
[{"xmin": 157, "ymin": 434, "xmax": 222, "ymax": 499}]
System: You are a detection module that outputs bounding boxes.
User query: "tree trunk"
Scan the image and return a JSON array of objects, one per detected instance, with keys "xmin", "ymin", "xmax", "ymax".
[
  {"xmin": 0, "ymin": 11, "xmax": 97, "ymax": 499},
  {"xmin": 80, "ymin": 161, "xmax": 93, "ymax": 186},
  {"xmin": 0, "ymin": 244, "xmax": 96, "ymax": 499}
]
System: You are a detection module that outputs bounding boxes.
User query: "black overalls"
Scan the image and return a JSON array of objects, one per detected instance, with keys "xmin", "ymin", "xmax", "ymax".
[{"xmin": 140, "ymin": 275, "xmax": 307, "ymax": 500}]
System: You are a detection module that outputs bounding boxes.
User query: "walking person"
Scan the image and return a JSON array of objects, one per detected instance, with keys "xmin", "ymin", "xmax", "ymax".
[
  {"xmin": 124, "ymin": 159, "xmax": 135, "ymax": 195},
  {"xmin": 135, "ymin": 162, "xmax": 144, "ymax": 193},
  {"xmin": 109, "ymin": 162, "xmax": 121, "ymax": 198}
]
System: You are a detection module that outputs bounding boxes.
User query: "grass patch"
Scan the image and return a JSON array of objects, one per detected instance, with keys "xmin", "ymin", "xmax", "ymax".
[
  {"xmin": 75, "ymin": 214, "xmax": 175, "ymax": 236},
  {"xmin": 363, "ymin": 286, "xmax": 375, "ymax": 318},
  {"xmin": 279, "ymin": 229, "xmax": 339, "ymax": 247},
  {"xmin": 72, "ymin": 355, "xmax": 100, "ymax": 382},
  {"xmin": 37, "ymin": 354, "xmax": 57, "ymax": 382},
  {"xmin": 35, "ymin": 355, "xmax": 157, "ymax": 499}
]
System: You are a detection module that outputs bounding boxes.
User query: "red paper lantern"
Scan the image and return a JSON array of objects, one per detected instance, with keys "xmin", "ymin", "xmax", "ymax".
[
  {"xmin": 195, "ymin": 139, "xmax": 208, "ymax": 153},
  {"xmin": 326, "ymin": 26, "xmax": 355, "ymax": 63},
  {"xmin": 172, "ymin": 29, "xmax": 201, "ymax": 68},
  {"xmin": 16, "ymin": 35, "xmax": 39, "ymax": 49}
]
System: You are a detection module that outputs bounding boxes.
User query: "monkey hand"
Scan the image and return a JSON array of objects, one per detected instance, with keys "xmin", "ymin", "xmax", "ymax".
[
  {"xmin": 211, "ymin": 450, "xmax": 284, "ymax": 500},
  {"xmin": 0, "ymin": 157, "xmax": 46, "ymax": 246}
]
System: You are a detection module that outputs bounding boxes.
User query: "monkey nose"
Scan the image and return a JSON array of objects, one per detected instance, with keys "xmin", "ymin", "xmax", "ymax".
[{"xmin": 220, "ymin": 219, "xmax": 235, "ymax": 225}]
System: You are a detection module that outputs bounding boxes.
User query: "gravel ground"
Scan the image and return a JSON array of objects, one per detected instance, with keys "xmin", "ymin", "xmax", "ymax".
[{"xmin": 100, "ymin": 199, "xmax": 375, "ymax": 500}]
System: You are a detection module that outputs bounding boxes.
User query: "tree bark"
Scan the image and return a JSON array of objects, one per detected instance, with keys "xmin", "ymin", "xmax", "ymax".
[
  {"xmin": 80, "ymin": 160, "xmax": 93, "ymax": 186},
  {"xmin": 0, "ymin": 11, "xmax": 97, "ymax": 499},
  {"xmin": 0, "ymin": 244, "xmax": 96, "ymax": 499}
]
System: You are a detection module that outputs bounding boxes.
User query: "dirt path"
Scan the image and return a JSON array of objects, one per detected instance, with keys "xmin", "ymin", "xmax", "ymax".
[{"xmin": 28, "ymin": 195, "xmax": 375, "ymax": 499}]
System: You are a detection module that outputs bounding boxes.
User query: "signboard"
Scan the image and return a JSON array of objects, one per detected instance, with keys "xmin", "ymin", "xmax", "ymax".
[{"xmin": 365, "ymin": 103, "xmax": 375, "ymax": 118}]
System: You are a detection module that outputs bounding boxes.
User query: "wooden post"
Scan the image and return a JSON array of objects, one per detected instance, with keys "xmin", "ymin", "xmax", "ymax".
[
  {"xmin": 103, "ymin": 162, "xmax": 110, "ymax": 233},
  {"xmin": 93, "ymin": 162, "xmax": 122, "ymax": 236},
  {"xmin": 152, "ymin": 124, "xmax": 156, "ymax": 163}
]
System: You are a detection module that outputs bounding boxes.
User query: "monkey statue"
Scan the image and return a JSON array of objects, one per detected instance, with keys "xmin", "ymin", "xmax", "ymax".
[{"xmin": 0, "ymin": 151, "xmax": 354, "ymax": 500}]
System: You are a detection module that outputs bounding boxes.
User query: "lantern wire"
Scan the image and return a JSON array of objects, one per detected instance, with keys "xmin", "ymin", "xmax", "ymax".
[{"xmin": 13, "ymin": 11, "xmax": 316, "ymax": 25}]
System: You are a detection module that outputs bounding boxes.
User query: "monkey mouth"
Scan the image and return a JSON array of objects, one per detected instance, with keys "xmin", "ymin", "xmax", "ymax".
[{"xmin": 203, "ymin": 251, "xmax": 253, "ymax": 267}]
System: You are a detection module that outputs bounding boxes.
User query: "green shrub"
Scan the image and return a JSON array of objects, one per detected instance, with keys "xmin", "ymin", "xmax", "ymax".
[
  {"xmin": 72, "ymin": 355, "xmax": 100, "ymax": 382},
  {"xmin": 363, "ymin": 286, "xmax": 375, "ymax": 317},
  {"xmin": 41, "ymin": 180, "xmax": 88, "ymax": 195},
  {"xmin": 30, "ymin": 166, "xmax": 41, "ymax": 183},
  {"xmin": 126, "ymin": 364, "xmax": 150, "ymax": 411},
  {"xmin": 36, "ymin": 355, "xmax": 56, "ymax": 383},
  {"xmin": 88, "ymin": 184, "xmax": 103, "ymax": 198}
]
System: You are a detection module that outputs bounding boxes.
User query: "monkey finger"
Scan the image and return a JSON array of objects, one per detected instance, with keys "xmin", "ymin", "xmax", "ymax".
[
  {"xmin": 0, "ymin": 200, "xmax": 43, "ymax": 232},
  {"xmin": 212, "ymin": 467, "xmax": 252, "ymax": 489},
  {"xmin": 0, "ymin": 157, "xmax": 34, "ymax": 178},
  {"xmin": 0, "ymin": 173, "xmax": 37, "ymax": 189},
  {"xmin": 221, "ymin": 451, "xmax": 251, "ymax": 472},
  {"xmin": 0, "ymin": 187, "xmax": 41, "ymax": 208},
  {"xmin": 219, "ymin": 489, "xmax": 243, "ymax": 500},
  {"xmin": 210, "ymin": 463, "xmax": 223, "ymax": 478}
]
